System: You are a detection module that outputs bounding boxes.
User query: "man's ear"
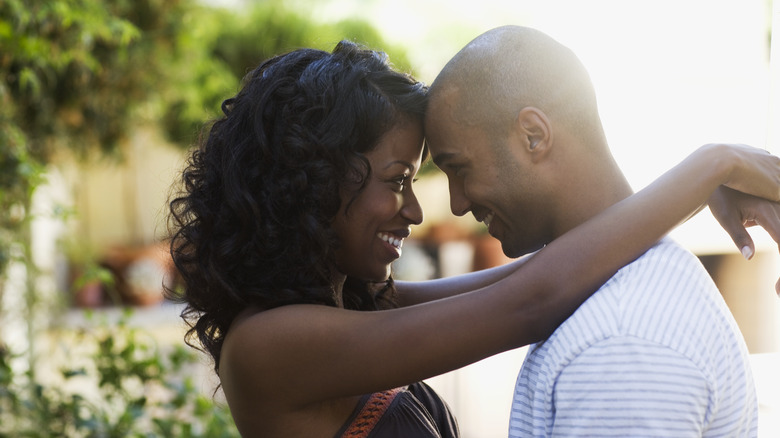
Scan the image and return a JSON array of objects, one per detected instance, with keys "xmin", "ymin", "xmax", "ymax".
[{"xmin": 516, "ymin": 107, "xmax": 552, "ymax": 162}]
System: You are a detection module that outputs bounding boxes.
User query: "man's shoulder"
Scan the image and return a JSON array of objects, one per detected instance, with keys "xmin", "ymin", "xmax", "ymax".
[
  {"xmin": 515, "ymin": 245, "xmax": 756, "ymax": 438},
  {"xmin": 619, "ymin": 237, "xmax": 701, "ymax": 275},
  {"xmin": 542, "ymin": 237, "xmax": 729, "ymax": 353},
  {"xmin": 605, "ymin": 237, "xmax": 713, "ymax": 297}
]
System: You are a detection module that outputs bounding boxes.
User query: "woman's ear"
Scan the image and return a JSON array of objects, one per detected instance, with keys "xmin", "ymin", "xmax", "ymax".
[{"xmin": 516, "ymin": 107, "xmax": 552, "ymax": 162}]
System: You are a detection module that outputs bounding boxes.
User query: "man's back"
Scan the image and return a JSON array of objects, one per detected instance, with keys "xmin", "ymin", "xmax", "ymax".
[{"xmin": 509, "ymin": 238, "xmax": 757, "ymax": 437}]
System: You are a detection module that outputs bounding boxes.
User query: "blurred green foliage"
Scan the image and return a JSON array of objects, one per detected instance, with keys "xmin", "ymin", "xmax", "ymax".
[
  {"xmin": 0, "ymin": 0, "xmax": 412, "ymax": 429},
  {"xmin": 0, "ymin": 0, "xmax": 412, "ymax": 276},
  {"xmin": 0, "ymin": 0, "xmax": 183, "ymax": 159},
  {"xmin": 0, "ymin": 0, "xmax": 187, "ymax": 278},
  {"xmin": 0, "ymin": 310, "xmax": 240, "ymax": 437},
  {"xmin": 162, "ymin": 0, "xmax": 413, "ymax": 145}
]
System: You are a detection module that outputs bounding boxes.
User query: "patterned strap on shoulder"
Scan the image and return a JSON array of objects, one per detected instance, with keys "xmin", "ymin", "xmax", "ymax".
[{"xmin": 341, "ymin": 387, "xmax": 403, "ymax": 438}]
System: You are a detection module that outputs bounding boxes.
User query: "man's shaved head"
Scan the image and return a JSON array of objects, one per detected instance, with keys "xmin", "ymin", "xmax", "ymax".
[{"xmin": 428, "ymin": 25, "xmax": 603, "ymax": 141}]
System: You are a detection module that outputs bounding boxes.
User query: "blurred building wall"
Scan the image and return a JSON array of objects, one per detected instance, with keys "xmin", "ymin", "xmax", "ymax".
[{"xmin": 60, "ymin": 126, "xmax": 187, "ymax": 255}]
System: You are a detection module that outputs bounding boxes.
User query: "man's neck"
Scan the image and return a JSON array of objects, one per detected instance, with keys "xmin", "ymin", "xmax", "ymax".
[{"xmin": 553, "ymin": 163, "xmax": 634, "ymax": 240}]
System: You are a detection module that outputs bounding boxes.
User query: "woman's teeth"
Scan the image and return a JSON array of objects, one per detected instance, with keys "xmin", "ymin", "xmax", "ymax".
[{"xmin": 378, "ymin": 233, "xmax": 403, "ymax": 249}]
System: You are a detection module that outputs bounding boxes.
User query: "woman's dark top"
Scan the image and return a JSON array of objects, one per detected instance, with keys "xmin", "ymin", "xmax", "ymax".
[{"xmin": 335, "ymin": 382, "xmax": 459, "ymax": 438}]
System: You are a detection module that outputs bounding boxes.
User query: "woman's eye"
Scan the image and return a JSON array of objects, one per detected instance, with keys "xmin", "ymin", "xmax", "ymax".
[{"xmin": 391, "ymin": 175, "xmax": 409, "ymax": 191}]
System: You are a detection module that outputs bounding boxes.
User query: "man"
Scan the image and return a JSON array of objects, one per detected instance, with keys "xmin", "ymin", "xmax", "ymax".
[{"xmin": 425, "ymin": 26, "xmax": 758, "ymax": 436}]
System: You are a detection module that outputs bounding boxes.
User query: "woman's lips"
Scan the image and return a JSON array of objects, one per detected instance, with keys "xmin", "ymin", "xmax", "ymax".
[{"xmin": 377, "ymin": 231, "xmax": 405, "ymax": 258}]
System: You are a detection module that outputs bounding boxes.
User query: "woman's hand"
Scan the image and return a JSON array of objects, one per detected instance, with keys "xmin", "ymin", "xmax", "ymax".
[
  {"xmin": 705, "ymin": 143, "xmax": 780, "ymax": 202},
  {"xmin": 708, "ymin": 186, "xmax": 780, "ymax": 293}
]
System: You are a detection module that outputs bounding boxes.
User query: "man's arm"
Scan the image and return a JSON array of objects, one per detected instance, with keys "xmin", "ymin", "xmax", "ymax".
[{"xmin": 395, "ymin": 256, "xmax": 529, "ymax": 307}]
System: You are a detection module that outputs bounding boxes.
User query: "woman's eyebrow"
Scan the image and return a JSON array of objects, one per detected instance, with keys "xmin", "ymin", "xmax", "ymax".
[{"xmin": 384, "ymin": 160, "xmax": 415, "ymax": 171}]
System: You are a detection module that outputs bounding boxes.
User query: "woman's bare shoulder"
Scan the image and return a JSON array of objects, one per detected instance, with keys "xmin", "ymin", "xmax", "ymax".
[
  {"xmin": 218, "ymin": 304, "xmax": 360, "ymax": 436},
  {"xmin": 224, "ymin": 304, "xmax": 340, "ymax": 351},
  {"xmin": 220, "ymin": 304, "xmax": 350, "ymax": 391}
]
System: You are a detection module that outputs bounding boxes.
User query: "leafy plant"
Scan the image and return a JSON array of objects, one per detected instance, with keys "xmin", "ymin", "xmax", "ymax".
[
  {"xmin": 0, "ymin": 310, "xmax": 239, "ymax": 437},
  {"xmin": 0, "ymin": 3, "xmax": 413, "ymax": 435}
]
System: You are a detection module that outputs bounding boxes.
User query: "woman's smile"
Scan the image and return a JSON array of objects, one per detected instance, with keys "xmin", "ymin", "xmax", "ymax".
[{"xmin": 377, "ymin": 231, "xmax": 408, "ymax": 259}]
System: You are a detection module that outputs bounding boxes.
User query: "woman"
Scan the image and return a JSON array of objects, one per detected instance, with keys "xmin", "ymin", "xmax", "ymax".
[{"xmin": 168, "ymin": 41, "xmax": 780, "ymax": 437}]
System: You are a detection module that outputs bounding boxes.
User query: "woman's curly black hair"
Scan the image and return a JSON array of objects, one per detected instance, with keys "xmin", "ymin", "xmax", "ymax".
[{"xmin": 168, "ymin": 40, "xmax": 428, "ymax": 372}]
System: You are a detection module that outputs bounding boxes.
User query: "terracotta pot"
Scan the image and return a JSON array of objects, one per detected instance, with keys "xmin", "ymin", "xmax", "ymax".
[
  {"xmin": 102, "ymin": 242, "xmax": 173, "ymax": 307},
  {"xmin": 472, "ymin": 235, "xmax": 512, "ymax": 271},
  {"xmin": 72, "ymin": 280, "xmax": 105, "ymax": 308}
]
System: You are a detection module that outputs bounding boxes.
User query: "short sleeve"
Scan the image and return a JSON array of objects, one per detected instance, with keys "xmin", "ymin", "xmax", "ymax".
[{"xmin": 551, "ymin": 336, "xmax": 709, "ymax": 437}]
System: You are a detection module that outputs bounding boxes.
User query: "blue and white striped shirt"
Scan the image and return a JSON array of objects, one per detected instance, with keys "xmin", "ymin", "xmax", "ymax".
[{"xmin": 509, "ymin": 238, "xmax": 757, "ymax": 437}]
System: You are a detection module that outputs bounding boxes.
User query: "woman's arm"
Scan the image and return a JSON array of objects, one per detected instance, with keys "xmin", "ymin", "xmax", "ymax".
[
  {"xmin": 515, "ymin": 143, "xmax": 780, "ymax": 340},
  {"xmin": 223, "ymin": 143, "xmax": 780, "ymax": 408},
  {"xmin": 397, "ymin": 143, "xmax": 780, "ymax": 305}
]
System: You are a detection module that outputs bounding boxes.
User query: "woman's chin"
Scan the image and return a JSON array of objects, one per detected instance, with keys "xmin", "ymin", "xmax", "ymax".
[{"xmin": 365, "ymin": 266, "xmax": 393, "ymax": 283}]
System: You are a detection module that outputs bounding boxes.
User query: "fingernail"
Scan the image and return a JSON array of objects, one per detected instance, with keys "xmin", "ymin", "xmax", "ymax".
[{"xmin": 741, "ymin": 246, "xmax": 753, "ymax": 260}]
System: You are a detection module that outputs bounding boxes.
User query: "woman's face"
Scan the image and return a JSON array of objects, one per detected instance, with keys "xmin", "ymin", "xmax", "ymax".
[{"xmin": 332, "ymin": 119, "xmax": 425, "ymax": 282}]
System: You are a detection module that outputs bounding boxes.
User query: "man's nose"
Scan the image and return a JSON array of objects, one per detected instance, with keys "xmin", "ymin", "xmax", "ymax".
[{"xmin": 449, "ymin": 185, "xmax": 471, "ymax": 217}]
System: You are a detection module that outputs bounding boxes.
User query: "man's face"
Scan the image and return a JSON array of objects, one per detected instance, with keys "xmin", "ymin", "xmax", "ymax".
[{"xmin": 425, "ymin": 89, "xmax": 554, "ymax": 257}]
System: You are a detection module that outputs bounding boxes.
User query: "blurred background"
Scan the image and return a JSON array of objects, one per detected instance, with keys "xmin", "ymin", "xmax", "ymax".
[{"xmin": 1, "ymin": 0, "xmax": 778, "ymax": 436}]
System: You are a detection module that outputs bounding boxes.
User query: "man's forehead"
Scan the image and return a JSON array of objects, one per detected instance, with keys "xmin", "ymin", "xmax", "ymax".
[
  {"xmin": 428, "ymin": 83, "xmax": 461, "ymax": 112},
  {"xmin": 426, "ymin": 127, "xmax": 470, "ymax": 167},
  {"xmin": 425, "ymin": 84, "xmax": 473, "ymax": 158},
  {"xmin": 425, "ymin": 91, "xmax": 460, "ymax": 134}
]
